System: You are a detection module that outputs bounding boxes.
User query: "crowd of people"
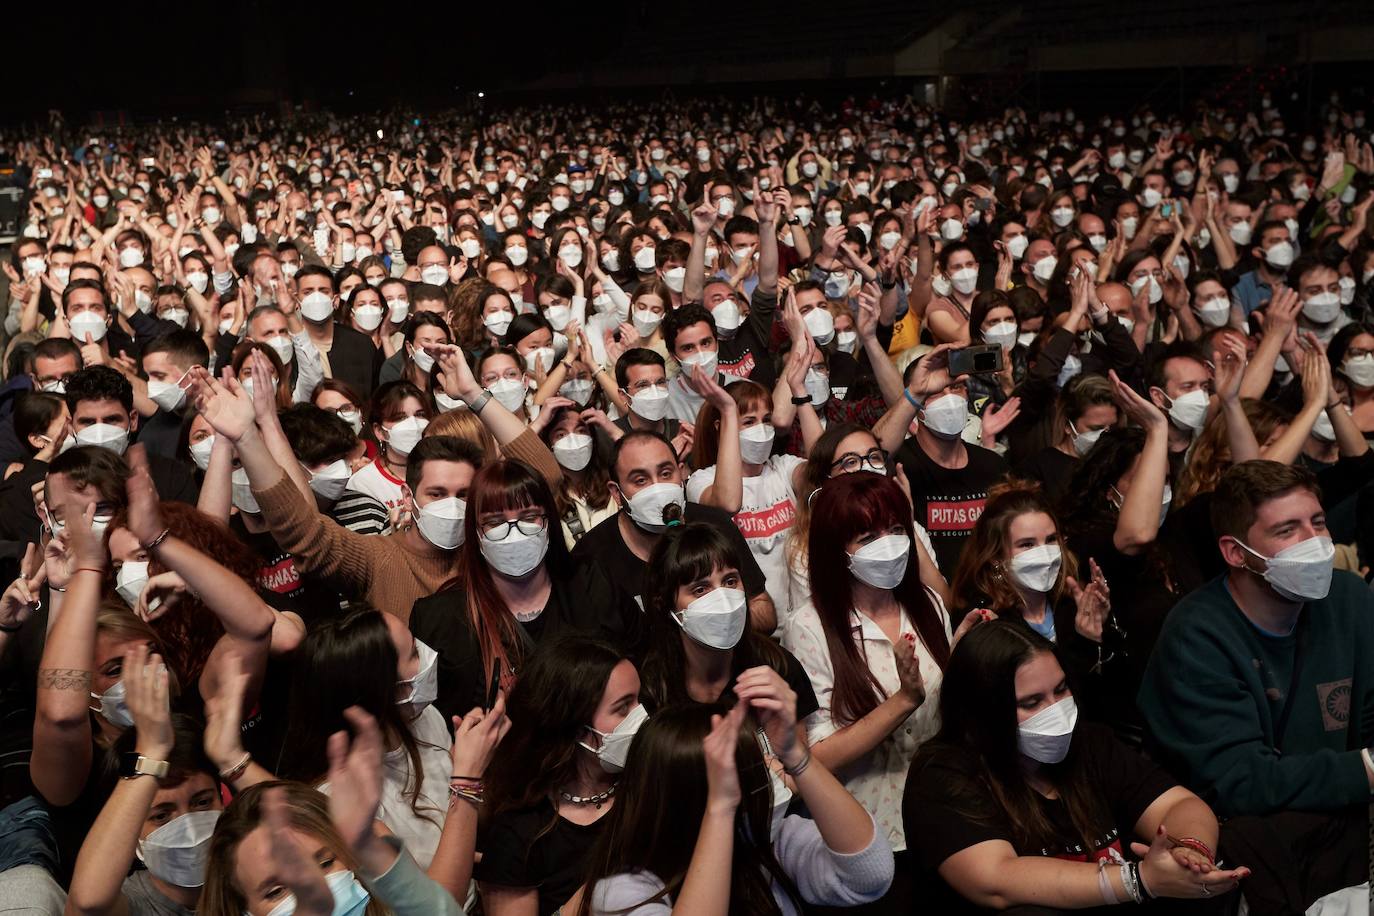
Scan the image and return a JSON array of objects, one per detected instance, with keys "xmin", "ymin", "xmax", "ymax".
[{"xmin": 0, "ymin": 84, "xmax": 1371, "ymax": 915}]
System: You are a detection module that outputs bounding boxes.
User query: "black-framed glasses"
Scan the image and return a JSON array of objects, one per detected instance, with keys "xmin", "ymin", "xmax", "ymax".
[
  {"xmin": 480, "ymin": 514, "xmax": 547, "ymax": 540},
  {"xmin": 829, "ymin": 448, "xmax": 888, "ymax": 476}
]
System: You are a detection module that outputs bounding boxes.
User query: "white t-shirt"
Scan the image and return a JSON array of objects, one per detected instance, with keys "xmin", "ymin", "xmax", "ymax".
[
  {"xmin": 347, "ymin": 457, "xmax": 406, "ymax": 512},
  {"xmin": 319, "ymin": 704, "xmax": 452, "ymax": 869},
  {"xmin": 783, "ymin": 591, "xmax": 950, "ymax": 853},
  {"xmin": 687, "ymin": 454, "xmax": 804, "ymax": 623}
]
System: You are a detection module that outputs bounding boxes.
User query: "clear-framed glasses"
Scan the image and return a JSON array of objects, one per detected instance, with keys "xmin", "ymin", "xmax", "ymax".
[{"xmin": 480, "ymin": 513, "xmax": 547, "ymax": 541}]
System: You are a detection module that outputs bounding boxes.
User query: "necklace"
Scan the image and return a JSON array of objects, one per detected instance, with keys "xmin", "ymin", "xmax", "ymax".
[{"xmin": 560, "ymin": 784, "xmax": 616, "ymax": 809}]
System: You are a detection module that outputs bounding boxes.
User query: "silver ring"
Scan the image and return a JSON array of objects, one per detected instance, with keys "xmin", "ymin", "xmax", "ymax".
[{"xmin": 1200, "ymin": 883, "xmax": 1212, "ymax": 897}]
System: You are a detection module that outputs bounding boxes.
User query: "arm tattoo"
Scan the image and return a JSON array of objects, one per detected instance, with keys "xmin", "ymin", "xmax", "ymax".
[{"xmin": 37, "ymin": 668, "xmax": 93, "ymax": 692}]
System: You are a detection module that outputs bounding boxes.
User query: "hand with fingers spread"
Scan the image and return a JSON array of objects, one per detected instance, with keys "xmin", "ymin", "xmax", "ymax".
[
  {"xmin": 1108, "ymin": 370, "xmax": 1167, "ymax": 432},
  {"xmin": 980, "ymin": 397, "xmax": 1021, "ymax": 440},
  {"xmin": 262, "ymin": 788, "xmax": 334, "ymax": 916},
  {"xmin": 202, "ymin": 650, "xmax": 252, "ymax": 774},
  {"xmin": 190, "ymin": 367, "xmax": 256, "ymax": 442},
  {"xmin": 1212, "ymin": 335, "xmax": 1248, "ymax": 404},
  {"xmin": 326, "ymin": 707, "xmax": 386, "ymax": 850}
]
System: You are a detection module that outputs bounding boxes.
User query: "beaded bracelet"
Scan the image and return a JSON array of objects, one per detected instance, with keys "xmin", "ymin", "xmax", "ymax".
[
  {"xmin": 1169, "ymin": 835, "xmax": 1215, "ymax": 864},
  {"xmin": 1118, "ymin": 862, "xmax": 1143, "ymax": 904}
]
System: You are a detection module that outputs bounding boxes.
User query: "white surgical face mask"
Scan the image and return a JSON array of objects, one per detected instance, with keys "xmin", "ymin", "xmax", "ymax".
[
  {"xmin": 384, "ymin": 416, "xmax": 429, "ymax": 456},
  {"xmin": 1264, "ymin": 240, "xmax": 1295, "ymax": 270},
  {"xmin": 804, "ymin": 307, "xmax": 835, "ymax": 345},
  {"xmin": 147, "ymin": 376, "xmax": 188, "ymax": 412},
  {"xmin": 1086, "ymin": 234, "xmax": 1106, "ymax": 254},
  {"xmin": 1236, "ymin": 535, "xmax": 1335, "ymax": 603},
  {"xmin": 397, "ymin": 639, "xmax": 440, "ymax": 712},
  {"xmin": 307, "ymin": 459, "xmax": 351, "ymax": 502},
  {"xmin": 633, "ymin": 247, "xmax": 657, "ymax": 271},
  {"xmin": 1032, "ymin": 255, "xmax": 1058, "ymax": 284},
  {"xmin": 1129, "ymin": 274, "xmax": 1163, "ymax": 305},
  {"xmin": 479, "ymin": 525, "xmax": 550, "ymax": 578},
  {"xmin": 848, "ymin": 534, "xmax": 910, "ymax": 588},
  {"xmin": 75, "ymin": 422, "xmax": 129, "ymax": 455},
  {"xmin": 483, "ymin": 309, "xmax": 514, "ymax": 338},
  {"xmin": 1120, "ymin": 216, "xmax": 1139, "ymax": 241},
  {"xmin": 553, "ymin": 432, "xmax": 594, "ymax": 471},
  {"xmin": 835, "ymin": 330, "xmax": 858, "ymax": 354},
  {"xmin": 488, "ymin": 378, "xmax": 527, "ymax": 413},
  {"xmin": 673, "ymin": 586, "xmax": 747, "ymax": 650},
  {"xmin": 525, "ymin": 347, "xmax": 556, "ymax": 374},
  {"xmin": 116, "ymin": 560, "xmax": 150, "ymax": 609},
  {"xmin": 738, "ymin": 424, "xmax": 775, "ymax": 464},
  {"xmin": 415, "ymin": 495, "xmax": 466, "ymax": 549},
  {"xmin": 300, "ymin": 291, "xmax": 335, "ymax": 322},
  {"xmin": 137, "ymin": 810, "xmax": 221, "ymax": 888},
  {"xmin": 679, "ymin": 349, "xmax": 718, "ymax": 378},
  {"xmin": 69, "ymin": 311, "xmax": 109, "ymax": 342},
  {"xmin": 1195, "ymin": 296, "xmax": 1231, "ymax": 327},
  {"xmin": 1018, "ymin": 696, "xmax": 1078, "ymax": 764},
  {"xmin": 629, "ymin": 384, "xmax": 669, "ymax": 421},
  {"xmin": 579, "ymin": 703, "xmax": 649, "ymax": 774},
  {"xmin": 621, "ymin": 481, "xmax": 685, "ymax": 532},
  {"xmin": 353, "ymin": 304, "xmax": 383, "ymax": 331},
  {"xmin": 1049, "ymin": 206, "xmax": 1074, "ymax": 228},
  {"xmin": 1301, "ymin": 291, "xmax": 1341, "ymax": 324},
  {"xmin": 982, "ymin": 320, "xmax": 1018, "ymax": 350},
  {"xmin": 950, "ymin": 266, "xmax": 979, "ymax": 295},
  {"xmin": 921, "ymin": 393, "xmax": 967, "ymax": 438},
  {"xmin": 1008, "ymin": 543, "xmax": 1062, "ymax": 593},
  {"xmin": 1338, "ymin": 276, "xmax": 1356, "ymax": 306},
  {"xmin": 804, "ymin": 367, "xmax": 830, "ymax": 406},
  {"xmin": 1342, "ymin": 354, "xmax": 1374, "ymax": 388},
  {"xmin": 663, "ymin": 266, "xmax": 686, "ymax": 293},
  {"xmin": 231, "ymin": 467, "xmax": 260, "ymax": 514},
  {"xmin": 1165, "ymin": 388, "xmax": 1209, "ymax": 432}
]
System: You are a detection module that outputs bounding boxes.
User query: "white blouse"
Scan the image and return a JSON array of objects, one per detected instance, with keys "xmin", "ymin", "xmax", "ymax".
[{"xmin": 782, "ymin": 590, "xmax": 950, "ymax": 853}]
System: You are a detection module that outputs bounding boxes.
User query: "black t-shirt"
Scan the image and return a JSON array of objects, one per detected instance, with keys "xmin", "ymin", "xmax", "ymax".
[
  {"xmin": 409, "ymin": 563, "xmax": 642, "ymax": 723},
  {"xmin": 716, "ymin": 285, "xmax": 778, "ymax": 389},
  {"xmin": 570, "ymin": 503, "xmax": 768, "ymax": 608},
  {"xmin": 1016, "ymin": 446, "xmax": 1079, "ymax": 509},
  {"xmin": 228, "ymin": 520, "xmax": 343, "ymax": 626},
  {"xmin": 903, "ymin": 724, "xmax": 1176, "ymax": 914},
  {"xmin": 135, "ymin": 409, "xmax": 185, "ymax": 461},
  {"xmin": 895, "ymin": 440, "xmax": 1007, "ymax": 574},
  {"xmin": 476, "ymin": 799, "xmax": 606, "ymax": 915}
]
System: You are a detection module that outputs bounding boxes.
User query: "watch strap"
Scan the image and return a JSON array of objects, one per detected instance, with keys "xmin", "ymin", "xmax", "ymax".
[
  {"xmin": 120, "ymin": 752, "xmax": 170, "ymax": 779},
  {"xmin": 790, "ymin": 394, "xmax": 811, "ymax": 405},
  {"xmin": 467, "ymin": 388, "xmax": 493, "ymax": 414}
]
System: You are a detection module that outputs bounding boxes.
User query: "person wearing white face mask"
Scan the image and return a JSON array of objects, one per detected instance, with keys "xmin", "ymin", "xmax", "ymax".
[
  {"xmin": 196, "ymin": 362, "xmax": 556, "ymax": 619},
  {"xmin": 661, "ymin": 303, "xmax": 745, "ymax": 424},
  {"xmin": 1291, "ymin": 258, "xmax": 1352, "ymax": 343},
  {"xmin": 343, "ymin": 384, "xmax": 433, "ymax": 513},
  {"xmin": 784, "ymin": 473, "xmax": 962, "ymax": 880},
  {"xmin": 66, "ymin": 645, "xmax": 228, "ymax": 916},
  {"xmin": 638, "ymin": 522, "xmax": 816, "ymax": 726},
  {"xmin": 1020, "ymin": 375, "xmax": 1120, "ymax": 504},
  {"xmin": 292, "ymin": 265, "xmax": 379, "ymax": 398},
  {"xmin": 1141, "ymin": 461, "xmax": 1374, "ymax": 910},
  {"xmin": 410, "ymin": 461, "xmax": 641, "ymax": 725},
  {"xmin": 538, "ymin": 404, "xmax": 621, "ymax": 548},
  {"xmin": 686, "ymin": 380, "xmax": 807, "ymax": 624},
  {"xmin": 1229, "ymin": 222, "xmax": 1299, "ymax": 321},
  {"xmin": 907, "ymin": 620, "xmax": 1241, "ymax": 912},
  {"xmin": 951, "ymin": 486, "xmax": 1117, "ymax": 683},
  {"xmin": 1147, "ymin": 344, "xmax": 1214, "ymax": 457},
  {"xmin": 893, "ymin": 350, "xmax": 1010, "ymax": 574},
  {"xmin": 474, "ymin": 639, "xmax": 645, "ymax": 914},
  {"xmin": 137, "ymin": 332, "xmax": 208, "ymax": 459},
  {"xmin": 273, "ymin": 403, "xmax": 391, "ymax": 536},
  {"xmin": 571, "ymin": 431, "xmax": 775, "ymax": 631},
  {"xmin": 920, "ymin": 244, "xmax": 983, "ymax": 345}
]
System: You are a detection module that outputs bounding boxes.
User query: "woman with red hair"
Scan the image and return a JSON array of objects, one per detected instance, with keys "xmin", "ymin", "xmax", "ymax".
[
  {"xmin": 783, "ymin": 470, "xmax": 967, "ymax": 914},
  {"xmin": 408, "ymin": 459, "xmax": 641, "ymax": 722}
]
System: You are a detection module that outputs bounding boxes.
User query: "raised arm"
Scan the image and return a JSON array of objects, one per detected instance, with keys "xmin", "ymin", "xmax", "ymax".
[
  {"xmin": 692, "ymin": 367, "xmax": 743, "ymax": 514},
  {"xmin": 1108, "ymin": 372, "xmax": 1170, "ymax": 555},
  {"xmin": 31, "ymin": 501, "xmax": 106, "ymax": 806}
]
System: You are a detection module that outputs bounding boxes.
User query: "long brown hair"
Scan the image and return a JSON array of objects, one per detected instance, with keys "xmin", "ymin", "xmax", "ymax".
[
  {"xmin": 200, "ymin": 781, "xmax": 387, "ymax": 916},
  {"xmin": 575, "ymin": 705, "xmax": 800, "ymax": 916},
  {"xmin": 1176, "ymin": 398, "xmax": 1291, "ymax": 506},
  {"xmin": 807, "ymin": 472, "xmax": 950, "ymax": 727},
  {"xmin": 915, "ymin": 621, "xmax": 1111, "ymax": 856},
  {"xmin": 949, "ymin": 481, "xmax": 1078, "ymax": 616}
]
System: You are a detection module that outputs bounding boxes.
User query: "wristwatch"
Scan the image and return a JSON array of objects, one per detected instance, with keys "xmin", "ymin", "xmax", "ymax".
[
  {"xmin": 786, "ymin": 216, "xmax": 802, "ymax": 226},
  {"xmin": 466, "ymin": 388, "xmax": 493, "ymax": 414},
  {"xmin": 790, "ymin": 394, "xmax": 811, "ymax": 405},
  {"xmin": 119, "ymin": 753, "xmax": 170, "ymax": 780}
]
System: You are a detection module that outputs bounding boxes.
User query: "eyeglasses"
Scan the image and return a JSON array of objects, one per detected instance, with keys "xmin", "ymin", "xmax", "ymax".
[
  {"xmin": 480, "ymin": 513, "xmax": 547, "ymax": 541},
  {"xmin": 829, "ymin": 447, "xmax": 888, "ymax": 476}
]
